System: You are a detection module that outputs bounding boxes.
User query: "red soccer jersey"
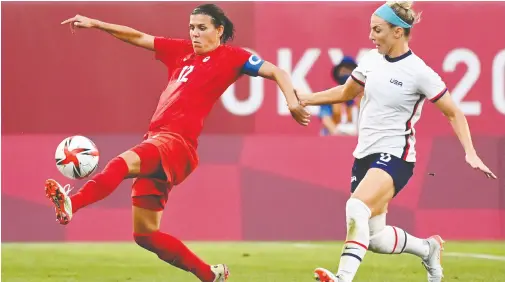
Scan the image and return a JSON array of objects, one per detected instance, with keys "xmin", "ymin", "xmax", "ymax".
[{"xmin": 149, "ymin": 37, "xmax": 253, "ymax": 144}]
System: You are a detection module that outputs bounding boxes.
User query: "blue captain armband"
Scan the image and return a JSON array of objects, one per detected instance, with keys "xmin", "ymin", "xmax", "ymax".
[{"xmin": 241, "ymin": 55, "xmax": 264, "ymax": 77}]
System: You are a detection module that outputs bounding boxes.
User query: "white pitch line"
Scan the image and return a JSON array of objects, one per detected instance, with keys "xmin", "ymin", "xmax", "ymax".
[
  {"xmin": 445, "ymin": 252, "xmax": 505, "ymax": 262},
  {"xmin": 292, "ymin": 244, "xmax": 505, "ymax": 262},
  {"xmin": 293, "ymin": 243, "xmax": 322, "ymax": 248}
]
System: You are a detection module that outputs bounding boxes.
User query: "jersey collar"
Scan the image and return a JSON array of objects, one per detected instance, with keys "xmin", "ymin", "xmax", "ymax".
[
  {"xmin": 194, "ymin": 44, "xmax": 224, "ymax": 57},
  {"xmin": 385, "ymin": 50, "xmax": 412, "ymax": 63}
]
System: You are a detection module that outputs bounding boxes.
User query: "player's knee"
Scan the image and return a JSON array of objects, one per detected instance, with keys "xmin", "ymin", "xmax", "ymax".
[
  {"xmin": 345, "ymin": 198, "xmax": 372, "ymax": 222},
  {"xmin": 132, "ymin": 204, "xmax": 162, "ymax": 234},
  {"xmin": 133, "ymin": 232, "xmax": 155, "ymax": 252},
  {"xmin": 95, "ymin": 156, "xmax": 129, "ymax": 185},
  {"xmin": 118, "ymin": 151, "xmax": 141, "ymax": 176},
  {"xmin": 351, "ymin": 189, "xmax": 392, "ymax": 217},
  {"xmin": 133, "ymin": 214, "xmax": 160, "ymax": 235}
]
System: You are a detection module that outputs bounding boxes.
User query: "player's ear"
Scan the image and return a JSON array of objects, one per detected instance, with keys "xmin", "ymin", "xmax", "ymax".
[
  {"xmin": 217, "ymin": 25, "xmax": 224, "ymax": 39},
  {"xmin": 394, "ymin": 26, "xmax": 403, "ymax": 39}
]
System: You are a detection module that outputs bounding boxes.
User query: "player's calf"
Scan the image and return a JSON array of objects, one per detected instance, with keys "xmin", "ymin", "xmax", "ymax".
[
  {"xmin": 368, "ymin": 225, "xmax": 430, "ymax": 258},
  {"xmin": 133, "ymin": 230, "xmax": 217, "ymax": 282}
]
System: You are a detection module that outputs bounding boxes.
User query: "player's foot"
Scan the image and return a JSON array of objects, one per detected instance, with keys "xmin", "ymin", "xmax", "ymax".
[
  {"xmin": 211, "ymin": 264, "xmax": 230, "ymax": 282},
  {"xmin": 314, "ymin": 268, "xmax": 345, "ymax": 282},
  {"xmin": 44, "ymin": 179, "xmax": 73, "ymax": 225},
  {"xmin": 336, "ymin": 123, "xmax": 358, "ymax": 136},
  {"xmin": 422, "ymin": 235, "xmax": 445, "ymax": 282}
]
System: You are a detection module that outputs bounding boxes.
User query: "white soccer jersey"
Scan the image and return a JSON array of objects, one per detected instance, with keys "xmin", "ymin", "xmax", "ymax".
[{"xmin": 351, "ymin": 49, "xmax": 447, "ymax": 162}]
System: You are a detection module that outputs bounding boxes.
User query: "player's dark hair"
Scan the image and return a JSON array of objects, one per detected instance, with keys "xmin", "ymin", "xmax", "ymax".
[
  {"xmin": 192, "ymin": 4, "xmax": 235, "ymax": 43},
  {"xmin": 386, "ymin": 1, "xmax": 421, "ymax": 38}
]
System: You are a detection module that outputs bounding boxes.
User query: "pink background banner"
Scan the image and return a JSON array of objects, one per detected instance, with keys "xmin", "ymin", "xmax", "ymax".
[{"xmin": 2, "ymin": 2, "xmax": 504, "ymax": 242}]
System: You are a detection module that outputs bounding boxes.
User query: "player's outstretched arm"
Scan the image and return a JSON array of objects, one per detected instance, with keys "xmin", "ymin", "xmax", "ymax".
[
  {"xmin": 434, "ymin": 93, "xmax": 497, "ymax": 179},
  {"xmin": 257, "ymin": 61, "xmax": 310, "ymax": 126},
  {"xmin": 298, "ymin": 77, "xmax": 363, "ymax": 106},
  {"xmin": 61, "ymin": 15, "xmax": 155, "ymax": 51}
]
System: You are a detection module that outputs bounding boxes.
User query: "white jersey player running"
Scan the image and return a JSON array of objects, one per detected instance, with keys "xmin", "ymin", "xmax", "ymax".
[
  {"xmin": 299, "ymin": 2, "xmax": 497, "ymax": 282},
  {"xmin": 351, "ymin": 47, "xmax": 446, "ymax": 163}
]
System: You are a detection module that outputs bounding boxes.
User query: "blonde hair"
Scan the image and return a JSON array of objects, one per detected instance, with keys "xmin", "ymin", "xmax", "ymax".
[{"xmin": 386, "ymin": 1, "xmax": 422, "ymax": 27}]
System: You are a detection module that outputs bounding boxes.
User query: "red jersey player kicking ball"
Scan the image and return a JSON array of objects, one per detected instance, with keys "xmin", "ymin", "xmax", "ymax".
[{"xmin": 46, "ymin": 4, "xmax": 310, "ymax": 282}]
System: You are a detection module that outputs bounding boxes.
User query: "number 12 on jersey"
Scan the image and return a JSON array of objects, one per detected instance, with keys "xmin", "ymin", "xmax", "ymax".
[{"xmin": 177, "ymin": 65, "xmax": 194, "ymax": 82}]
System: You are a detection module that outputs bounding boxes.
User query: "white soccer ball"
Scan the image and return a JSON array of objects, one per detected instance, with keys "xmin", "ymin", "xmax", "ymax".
[{"xmin": 55, "ymin": 135, "xmax": 99, "ymax": 179}]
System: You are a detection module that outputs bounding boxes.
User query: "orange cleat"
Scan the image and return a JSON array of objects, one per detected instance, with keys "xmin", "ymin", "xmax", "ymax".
[{"xmin": 44, "ymin": 179, "xmax": 73, "ymax": 225}]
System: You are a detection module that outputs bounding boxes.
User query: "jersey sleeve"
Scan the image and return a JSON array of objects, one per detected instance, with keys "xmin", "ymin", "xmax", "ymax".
[
  {"xmin": 351, "ymin": 50, "xmax": 376, "ymax": 87},
  {"xmin": 228, "ymin": 47, "xmax": 265, "ymax": 77},
  {"xmin": 417, "ymin": 65, "xmax": 448, "ymax": 103},
  {"xmin": 240, "ymin": 53, "xmax": 265, "ymax": 77},
  {"xmin": 154, "ymin": 37, "xmax": 191, "ymax": 66}
]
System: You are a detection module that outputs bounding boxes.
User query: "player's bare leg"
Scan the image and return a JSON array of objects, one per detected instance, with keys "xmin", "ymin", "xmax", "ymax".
[
  {"xmin": 44, "ymin": 150, "xmax": 142, "ymax": 225},
  {"xmin": 132, "ymin": 203, "xmax": 229, "ymax": 282}
]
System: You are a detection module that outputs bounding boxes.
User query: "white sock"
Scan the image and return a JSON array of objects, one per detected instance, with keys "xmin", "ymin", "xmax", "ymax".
[
  {"xmin": 368, "ymin": 213, "xmax": 429, "ymax": 259},
  {"xmin": 336, "ymin": 198, "xmax": 371, "ymax": 281},
  {"xmin": 368, "ymin": 212, "xmax": 386, "ymax": 236}
]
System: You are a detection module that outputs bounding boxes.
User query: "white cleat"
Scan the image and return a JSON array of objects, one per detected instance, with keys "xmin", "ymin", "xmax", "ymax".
[
  {"xmin": 211, "ymin": 264, "xmax": 230, "ymax": 282},
  {"xmin": 44, "ymin": 179, "xmax": 73, "ymax": 225},
  {"xmin": 422, "ymin": 235, "xmax": 445, "ymax": 282},
  {"xmin": 336, "ymin": 123, "xmax": 358, "ymax": 136},
  {"xmin": 314, "ymin": 268, "xmax": 345, "ymax": 282}
]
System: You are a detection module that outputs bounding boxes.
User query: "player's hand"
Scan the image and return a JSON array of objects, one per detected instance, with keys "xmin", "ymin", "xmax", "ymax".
[
  {"xmin": 61, "ymin": 15, "xmax": 97, "ymax": 33},
  {"xmin": 288, "ymin": 103, "xmax": 311, "ymax": 126},
  {"xmin": 294, "ymin": 90, "xmax": 312, "ymax": 107},
  {"xmin": 465, "ymin": 153, "xmax": 497, "ymax": 179}
]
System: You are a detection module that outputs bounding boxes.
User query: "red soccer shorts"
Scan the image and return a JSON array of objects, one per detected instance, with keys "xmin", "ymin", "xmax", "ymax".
[{"xmin": 130, "ymin": 132, "xmax": 199, "ymax": 211}]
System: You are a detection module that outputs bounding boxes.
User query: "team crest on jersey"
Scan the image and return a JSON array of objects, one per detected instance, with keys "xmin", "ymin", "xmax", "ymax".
[{"xmin": 203, "ymin": 56, "xmax": 210, "ymax": 62}]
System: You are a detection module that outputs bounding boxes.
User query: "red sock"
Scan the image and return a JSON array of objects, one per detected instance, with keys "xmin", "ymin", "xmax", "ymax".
[
  {"xmin": 70, "ymin": 157, "xmax": 129, "ymax": 213},
  {"xmin": 134, "ymin": 231, "xmax": 215, "ymax": 282}
]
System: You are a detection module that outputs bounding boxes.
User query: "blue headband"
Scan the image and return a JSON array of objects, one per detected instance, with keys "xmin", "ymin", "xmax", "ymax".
[{"xmin": 374, "ymin": 4, "xmax": 412, "ymax": 28}]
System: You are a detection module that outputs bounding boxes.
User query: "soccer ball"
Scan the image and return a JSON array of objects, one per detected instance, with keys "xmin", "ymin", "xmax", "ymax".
[{"xmin": 55, "ymin": 135, "xmax": 99, "ymax": 179}]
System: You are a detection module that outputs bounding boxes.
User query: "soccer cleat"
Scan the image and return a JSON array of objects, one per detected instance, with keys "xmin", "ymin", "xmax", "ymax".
[
  {"xmin": 44, "ymin": 179, "xmax": 73, "ymax": 225},
  {"xmin": 314, "ymin": 268, "xmax": 345, "ymax": 282},
  {"xmin": 211, "ymin": 264, "xmax": 230, "ymax": 282},
  {"xmin": 336, "ymin": 123, "xmax": 358, "ymax": 136},
  {"xmin": 422, "ymin": 235, "xmax": 445, "ymax": 282}
]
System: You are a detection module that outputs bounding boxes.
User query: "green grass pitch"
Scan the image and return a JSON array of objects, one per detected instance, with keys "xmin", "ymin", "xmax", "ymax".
[{"xmin": 3, "ymin": 241, "xmax": 505, "ymax": 281}]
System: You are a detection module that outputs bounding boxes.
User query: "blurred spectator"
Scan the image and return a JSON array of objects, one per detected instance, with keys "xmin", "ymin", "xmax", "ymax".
[{"xmin": 319, "ymin": 56, "xmax": 362, "ymax": 136}]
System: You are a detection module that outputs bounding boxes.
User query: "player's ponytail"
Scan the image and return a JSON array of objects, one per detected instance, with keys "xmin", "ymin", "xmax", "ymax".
[
  {"xmin": 386, "ymin": 1, "xmax": 421, "ymax": 37},
  {"xmin": 192, "ymin": 4, "xmax": 235, "ymax": 43},
  {"xmin": 220, "ymin": 16, "xmax": 235, "ymax": 43}
]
